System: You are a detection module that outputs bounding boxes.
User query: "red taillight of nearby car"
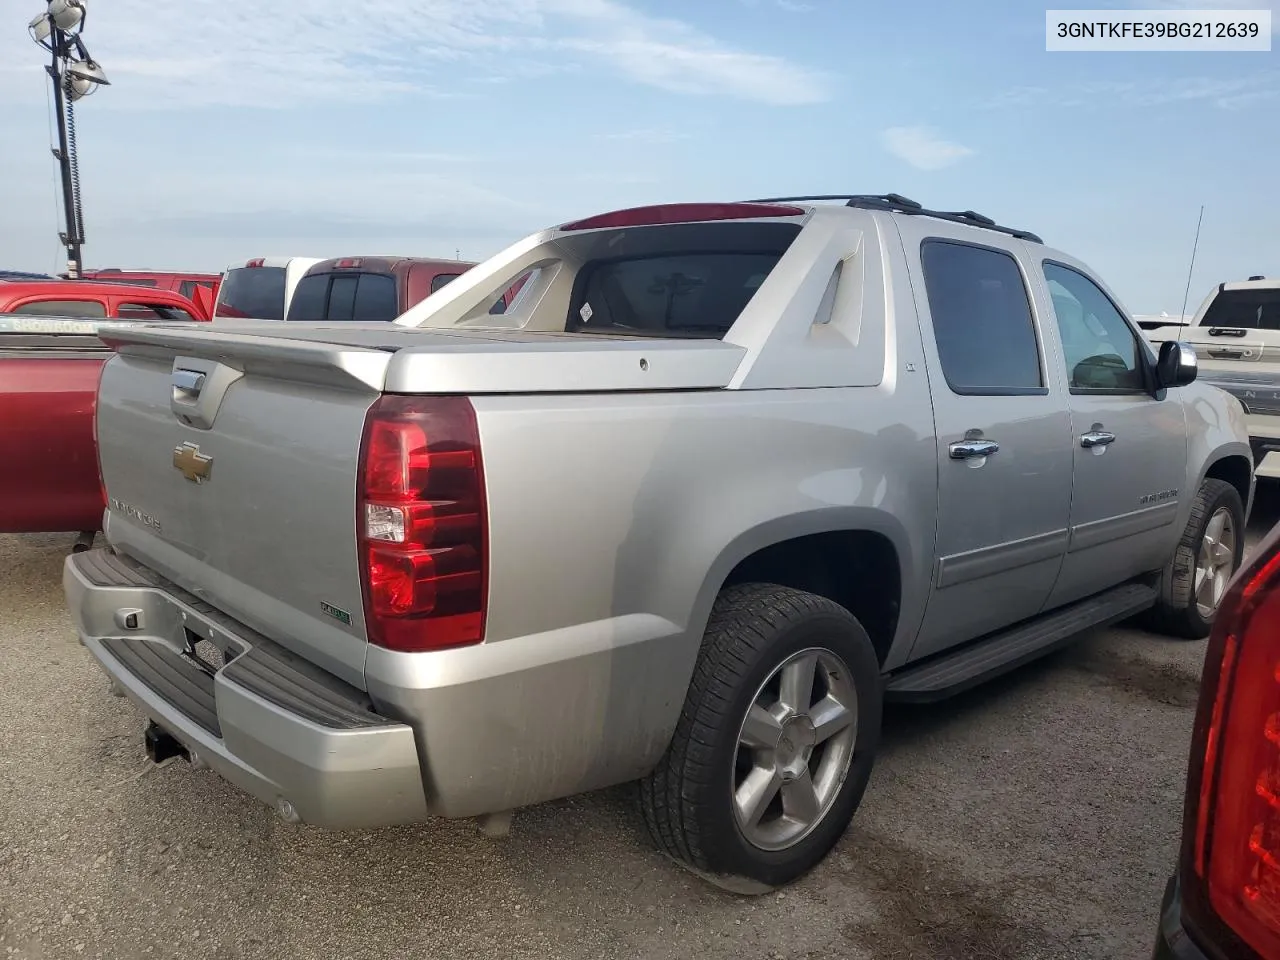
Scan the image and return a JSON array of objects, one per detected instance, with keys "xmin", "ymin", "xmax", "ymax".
[
  {"xmin": 1182, "ymin": 523, "xmax": 1280, "ymax": 958},
  {"xmin": 356, "ymin": 395, "xmax": 488, "ymax": 653}
]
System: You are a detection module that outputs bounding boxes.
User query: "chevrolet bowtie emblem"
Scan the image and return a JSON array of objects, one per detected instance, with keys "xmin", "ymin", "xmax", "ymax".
[{"xmin": 173, "ymin": 441, "xmax": 213, "ymax": 483}]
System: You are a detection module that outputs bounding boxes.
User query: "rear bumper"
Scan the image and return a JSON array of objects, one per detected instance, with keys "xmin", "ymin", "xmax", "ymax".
[
  {"xmin": 1153, "ymin": 876, "xmax": 1215, "ymax": 960},
  {"xmin": 64, "ymin": 549, "xmax": 428, "ymax": 828}
]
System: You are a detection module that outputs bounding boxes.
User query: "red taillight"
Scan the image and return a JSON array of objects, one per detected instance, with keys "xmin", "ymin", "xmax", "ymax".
[
  {"xmin": 245, "ymin": 258, "xmax": 265, "ymax": 268},
  {"xmin": 356, "ymin": 395, "xmax": 487, "ymax": 653},
  {"xmin": 335, "ymin": 258, "xmax": 362, "ymax": 269},
  {"xmin": 1188, "ymin": 525, "xmax": 1280, "ymax": 957},
  {"xmin": 559, "ymin": 202, "xmax": 806, "ymax": 232}
]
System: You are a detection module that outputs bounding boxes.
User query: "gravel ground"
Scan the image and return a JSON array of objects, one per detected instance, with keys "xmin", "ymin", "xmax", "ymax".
[{"xmin": 1, "ymin": 487, "xmax": 1276, "ymax": 960}]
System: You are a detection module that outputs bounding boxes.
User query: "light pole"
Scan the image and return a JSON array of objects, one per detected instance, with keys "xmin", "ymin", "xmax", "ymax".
[{"xmin": 29, "ymin": 0, "xmax": 109, "ymax": 278}]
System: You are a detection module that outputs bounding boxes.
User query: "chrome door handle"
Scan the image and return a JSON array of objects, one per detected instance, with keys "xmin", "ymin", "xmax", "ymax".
[
  {"xmin": 948, "ymin": 439, "xmax": 1000, "ymax": 460},
  {"xmin": 1080, "ymin": 430, "xmax": 1116, "ymax": 448},
  {"xmin": 171, "ymin": 368, "xmax": 206, "ymax": 398}
]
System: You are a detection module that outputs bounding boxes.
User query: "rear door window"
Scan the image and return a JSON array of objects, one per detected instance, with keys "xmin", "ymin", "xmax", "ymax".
[
  {"xmin": 12, "ymin": 299, "xmax": 108, "ymax": 318},
  {"xmin": 919, "ymin": 239, "xmax": 1044, "ymax": 395},
  {"xmin": 214, "ymin": 266, "xmax": 287, "ymax": 320}
]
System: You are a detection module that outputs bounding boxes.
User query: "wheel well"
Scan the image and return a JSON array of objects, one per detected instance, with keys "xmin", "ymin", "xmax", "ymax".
[
  {"xmin": 721, "ymin": 530, "xmax": 901, "ymax": 665},
  {"xmin": 1205, "ymin": 455, "xmax": 1252, "ymax": 512}
]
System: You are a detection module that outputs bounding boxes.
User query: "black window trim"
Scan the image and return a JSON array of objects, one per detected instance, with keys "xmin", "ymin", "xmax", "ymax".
[
  {"xmin": 919, "ymin": 237, "xmax": 1049, "ymax": 398},
  {"xmin": 1041, "ymin": 258, "xmax": 1156, "ymax": 397}
]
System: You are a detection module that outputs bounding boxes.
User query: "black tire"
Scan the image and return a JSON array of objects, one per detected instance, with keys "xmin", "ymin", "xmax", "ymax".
[
  {"xmin": 637, "ymin": 583, "xmax": 882, "ymax": 888},
  {"xmin": 1142, "ymin": 478, "xmax": 1246, "ymax": 640}
]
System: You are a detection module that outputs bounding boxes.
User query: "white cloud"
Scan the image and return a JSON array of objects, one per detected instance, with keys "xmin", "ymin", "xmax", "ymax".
[
  {"xmin": 880, "ymin": 126, "xmax": 976, "ymax": 171},
  {"xmin": 0, "ymin": 0, "xmax": 830, "ymax": 109}
]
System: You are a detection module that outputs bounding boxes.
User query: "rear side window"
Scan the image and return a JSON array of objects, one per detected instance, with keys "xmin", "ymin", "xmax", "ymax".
[
  {"xmin": 214, "ymin": 266, "xmax": 286, "ymax": 320},
  {"xmin": 12, "ymin": 299, "xmax": 107, "ymax": 318},
  {"xmin": 920, "ymin": 239, "xmax": 1044, "ymax": 395},
  {"xmin": 1200, "ymin": 288, "xmax": 1280, "ymax": 331},
  {"xmin": 115, "ymin": 303, "xmax": 196, "ymax": 322},
  {"xmin": 430, "ymin": 272, "xmax": 461, "ymax": 294}
]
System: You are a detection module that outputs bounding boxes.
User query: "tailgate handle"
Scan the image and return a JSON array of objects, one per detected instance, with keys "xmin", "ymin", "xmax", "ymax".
[
  {"xmin": 170, "ymin": 357, "xmax": 243, "ymax": 430},
  {"xmin": 1208, "ymin": 347, "xmax": 1248, "ymax": 360},
  {"xmin": 172, "ymin": 369, "xmax": 206, "ymax": 398}
]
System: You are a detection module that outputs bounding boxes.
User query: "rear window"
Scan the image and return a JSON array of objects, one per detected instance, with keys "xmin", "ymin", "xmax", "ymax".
[
  {"xmin": 214, "ymin": 266, "xmax": 287, "ymax": 320},
  {"xmin": 571, "ymin": 253, "xmax": 781, "ymax": 336},
  {"xmin": 415, "ymin": 221, "xmax": 802, "ymax": 338},
  {"xmin": 12, "ymin": 299, "xmax": 107, "ymax": 318},
  {"xmin": 115, "ymin": 302, "xmax": 196, "ymax": 322},
  {"xmin": 286, "ymin": 272, "xmax": 399, "ymax": 322},
  {"xmin": 1200, "ymin": 288, "xmax": 1280, "ymax": 331}
]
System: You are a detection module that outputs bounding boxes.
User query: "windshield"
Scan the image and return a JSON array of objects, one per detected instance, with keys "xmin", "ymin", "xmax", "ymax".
[
  {"xmin": 1200, "ymin": 288, "xmax": 1280, "ymax": 331},
  {"xmin": 214, "ymin": 266, "xmax": 287, "ymax": 320}
]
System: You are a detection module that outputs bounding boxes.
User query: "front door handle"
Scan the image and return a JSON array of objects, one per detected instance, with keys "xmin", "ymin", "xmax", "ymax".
[
  {"xmin": 1080, "ymin": 430, "xmax": 1116, "ymax": 448},
  {"xmin": 948, "ymin": 439, "xmax": 1000, "ymax": 460}
]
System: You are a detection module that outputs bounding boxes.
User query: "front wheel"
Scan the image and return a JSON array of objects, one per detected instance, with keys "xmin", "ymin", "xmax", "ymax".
[
  {"xmin": 638, "ymin": 583, "xmax": 882, "ymax": 888},
  {"xmin": 1144, "ymin": 478, "xmax": 1246, "ymax": 639}
]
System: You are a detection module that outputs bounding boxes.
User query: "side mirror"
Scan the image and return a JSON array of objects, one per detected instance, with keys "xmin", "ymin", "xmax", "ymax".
[{"xmin": 1157, "ymin": 340, "xmax": 1198, "ymax": 388}]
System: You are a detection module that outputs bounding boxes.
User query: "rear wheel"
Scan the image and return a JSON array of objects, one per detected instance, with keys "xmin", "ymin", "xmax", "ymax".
[
  {"xmin": 1144, "ymin": 478, "xmax": 1245, "ymax": 639},
  {"xmin": 638, "ymin": 583, "xmax": 882, "ymax": 887}
]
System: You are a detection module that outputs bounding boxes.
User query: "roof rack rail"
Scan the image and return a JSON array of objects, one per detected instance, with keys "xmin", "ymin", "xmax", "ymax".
[{"xmin": 747, "ymin": 194, "xmax": 1043, "ymax": 244}]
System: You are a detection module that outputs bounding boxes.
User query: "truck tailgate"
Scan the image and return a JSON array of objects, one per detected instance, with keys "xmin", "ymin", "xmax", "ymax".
[
  {"xmin": 94, "ymin": 322, "xmax": 746, "ymax": 689},
  {"xmin": 95, "ymin": 329, "xmax": 392, "ymax": 688}
]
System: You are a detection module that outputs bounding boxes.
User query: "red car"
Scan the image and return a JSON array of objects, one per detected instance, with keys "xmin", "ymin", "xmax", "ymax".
[
  {"xmin": 0, "ymin": 280, "xmax": 210, "ymax": 322},
  {"xmin": 79, "ymin": 268, "xmax": 222, "ymax": 305},
  {"xmin": 1153, "ymin": 519, "xmax": 1280, "ymax": 959},
  {"xmin": 0, "ymin": 284, "xmax": 208, "ymax": 539}
]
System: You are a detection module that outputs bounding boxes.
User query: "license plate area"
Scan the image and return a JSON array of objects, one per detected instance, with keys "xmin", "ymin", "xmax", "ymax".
[{"xmin": 182, "ymin": 623, "xmax": 245, "ymax": 676}]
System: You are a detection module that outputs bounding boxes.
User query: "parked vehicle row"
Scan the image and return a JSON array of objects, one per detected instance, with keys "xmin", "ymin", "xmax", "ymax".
[
  {"xmin": 64, "ymin": 194, "xmax": 1254, "ymax": 888},
  {"xmin": 1146, "ymin": 276, "xmax": 1280, "ymax": 482}
]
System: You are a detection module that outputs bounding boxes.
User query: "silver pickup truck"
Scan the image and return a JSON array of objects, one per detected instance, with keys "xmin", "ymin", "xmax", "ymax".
[{"xmin": 64, "ymin": 195, "xmax": 1253, "ymax": 888}]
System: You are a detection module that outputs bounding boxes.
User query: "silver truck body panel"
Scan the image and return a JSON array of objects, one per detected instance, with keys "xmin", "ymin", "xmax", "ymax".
[{"xmin": 70, "ymin": 203, "xmax": 1255, "ymax": 825}]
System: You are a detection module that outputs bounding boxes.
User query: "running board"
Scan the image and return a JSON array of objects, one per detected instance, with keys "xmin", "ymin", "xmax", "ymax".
[{"xmin": 884, "ymin": 583, "xmax": 1157, "ymax": 703}]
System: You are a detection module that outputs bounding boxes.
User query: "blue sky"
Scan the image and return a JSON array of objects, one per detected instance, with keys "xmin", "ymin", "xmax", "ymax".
[{"xmin": 0, "ymin": 0, "xmax": 1276, "ymax": 313}]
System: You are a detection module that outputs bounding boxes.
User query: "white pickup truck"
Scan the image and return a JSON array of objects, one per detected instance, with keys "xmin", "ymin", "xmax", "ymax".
[
  {"xmin": 64, "ymin": 195, "xmax": 1252, "ymax": 888},
  {"xmin": 1145, "ymin": 276, "xmax": 1280, "ymax": 481}
]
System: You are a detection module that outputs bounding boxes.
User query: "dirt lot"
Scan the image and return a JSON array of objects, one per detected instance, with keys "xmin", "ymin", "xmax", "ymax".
[{"xmin": 2, "ymin": 488, "xmax": 1276, "ymax": 960}]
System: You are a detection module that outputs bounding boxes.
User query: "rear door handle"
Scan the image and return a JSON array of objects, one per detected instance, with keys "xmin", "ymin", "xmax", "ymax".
[
  {"xmin": 948, "ymin": 439, "xmax": 1000, "ymax": 460},
  {"xmin": 1080, "ymin": 430, "xmax": 1116, "ymax": 448}
]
